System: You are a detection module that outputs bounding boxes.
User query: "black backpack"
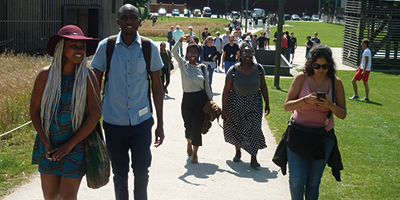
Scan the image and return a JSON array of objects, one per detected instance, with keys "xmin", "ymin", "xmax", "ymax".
[{"xmin": 104, "ymin": 35, "xmax": 153, "ymax": 112}]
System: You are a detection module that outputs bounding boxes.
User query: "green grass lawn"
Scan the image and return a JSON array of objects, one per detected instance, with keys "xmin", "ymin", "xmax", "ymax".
[
  {"xmin": 0, "ymin": 125, "xmax": 37, "ymax": 198},
  {"xmin": 254, "ymin": 21, "xmax": 344, "ymax": 48},
  {"xmin": 265, "ymin": 70, "xmax": 400, "ymax": 199}
]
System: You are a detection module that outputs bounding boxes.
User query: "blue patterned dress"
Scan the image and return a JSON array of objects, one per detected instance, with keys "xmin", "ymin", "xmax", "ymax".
[{"xmin": 32, "ymin": 74, "xmax": 86, "ymax": 178}]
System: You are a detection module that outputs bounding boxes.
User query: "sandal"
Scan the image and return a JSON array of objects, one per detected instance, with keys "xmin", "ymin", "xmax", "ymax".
[{"xmin": 191, "ymin": 155, "xmax": 198, "ymax": 164}]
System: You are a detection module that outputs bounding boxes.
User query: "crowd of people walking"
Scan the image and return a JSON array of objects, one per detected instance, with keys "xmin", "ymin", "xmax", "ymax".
[{"xmin": 28, "ymin": 4, "xmax": 362, "ymax": 200}]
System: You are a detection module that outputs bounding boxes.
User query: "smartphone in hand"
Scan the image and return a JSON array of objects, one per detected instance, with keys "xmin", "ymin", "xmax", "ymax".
[{"xmin": 316, "ymin": 91, "xmax": 326, "ymax": 100}]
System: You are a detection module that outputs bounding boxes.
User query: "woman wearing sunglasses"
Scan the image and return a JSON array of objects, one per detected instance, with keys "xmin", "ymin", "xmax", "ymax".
[
  {"xmin": 284, "ymin": 44, "xmax": 346, "ymax": 199},
  {"xmin": 222, "ymin": 43, "xmax": 270, "ymax": 168},
  {"xmin": 172, "ymin": 35, "xmax": 212, "ymax": 164}
]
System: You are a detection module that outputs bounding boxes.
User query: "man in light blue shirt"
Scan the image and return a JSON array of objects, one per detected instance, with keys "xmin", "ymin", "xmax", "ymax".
[
  {"xmin": 173, "ymin": 25, "xmax": 185, "ymax": 57},
  {"xmin": 91, "ymin": 4, "xmax": 164, "ymax": 200}
]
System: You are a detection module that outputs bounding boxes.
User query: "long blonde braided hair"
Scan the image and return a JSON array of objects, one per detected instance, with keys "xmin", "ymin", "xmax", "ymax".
[{"xmin": 40, "ymin": 39, "xmax": 99, "ymax": 140}]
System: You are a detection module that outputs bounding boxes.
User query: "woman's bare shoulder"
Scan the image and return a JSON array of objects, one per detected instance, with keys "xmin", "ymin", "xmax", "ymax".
[{"xmin": 35, "ymin": 65, "xmax": 51, "ymax": 83}]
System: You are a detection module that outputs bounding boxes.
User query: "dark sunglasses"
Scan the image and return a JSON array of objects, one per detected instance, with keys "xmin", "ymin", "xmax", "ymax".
[{"xmin": 312, "ymin": 63, "xmax": 330, "ymax": 69}]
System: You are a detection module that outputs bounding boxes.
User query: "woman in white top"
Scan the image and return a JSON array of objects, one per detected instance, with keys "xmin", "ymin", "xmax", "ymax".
[{"xmin": 172, "ymin": 35, "xmax": 212, "ymax": 164}]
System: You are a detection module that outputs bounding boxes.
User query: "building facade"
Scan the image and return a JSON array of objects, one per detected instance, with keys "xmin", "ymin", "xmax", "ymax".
[{"xmin": 0, "ymin": 0, "xmax": 123, "ymax": 55}]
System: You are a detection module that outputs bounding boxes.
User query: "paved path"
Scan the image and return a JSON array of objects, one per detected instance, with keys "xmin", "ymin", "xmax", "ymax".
[{"xmin": 3, "ymin": 53, "xmax": 290, "ymax": 200}]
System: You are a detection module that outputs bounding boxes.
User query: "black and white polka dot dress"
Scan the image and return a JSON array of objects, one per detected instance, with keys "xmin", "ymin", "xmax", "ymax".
[{"xmin": 223, "ymin": 90, "xmax": 267, "ymax": 156}]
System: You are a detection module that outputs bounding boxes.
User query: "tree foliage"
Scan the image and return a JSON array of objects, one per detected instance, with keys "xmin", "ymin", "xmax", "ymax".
[
  {"xmin": 124, "ymin": 0, "xmax": 147, "ymax": 7},
  {"xmin": 253, "ymin": 0, "xmax": 280, "ymax": 5},
  {"xmin": 213, "ymin": 0, "xmax": 235, "ymax": 5}
]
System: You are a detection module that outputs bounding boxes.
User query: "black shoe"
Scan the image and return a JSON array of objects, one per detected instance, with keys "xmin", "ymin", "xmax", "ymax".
[
  {"xmin": 233, "ymin": 150, "xmax": 241, "ymax": 162},
  {"xmin": 165, "ymin": 88, "xmax": 168, "ymax": 94},
  {"xmin": 250, "ymin": 155, "xmax": 260, "ymax": 168}
]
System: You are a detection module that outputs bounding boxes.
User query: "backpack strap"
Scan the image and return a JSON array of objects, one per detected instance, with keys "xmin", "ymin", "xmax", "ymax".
[
  {"xmin": 104, "ymin": 35, "xmax": 118, "ymax": 95},
  {"xmin": 103, "ymin": 35, "xmax": 153, "ymax": 113},
  {"xmin": 141, "ymin": 36, "xmax": 153, "ymax": 113}
]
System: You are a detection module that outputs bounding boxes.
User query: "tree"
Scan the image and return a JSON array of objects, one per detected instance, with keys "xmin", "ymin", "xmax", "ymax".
[
  {"xmin": 254, "ymin": 0, "xmax": 280, "ymax": 5},
  {"xmin": 213, "ymin": 0, "xmax": 234, "ymax": 5},
  {"xmin": 124, "ymin": 0, "xmax": 147, "ymax": 8}
]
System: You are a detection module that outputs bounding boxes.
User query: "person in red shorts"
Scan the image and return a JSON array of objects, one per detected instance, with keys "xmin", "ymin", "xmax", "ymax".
[{"xmin": 350, "ymin": 39, "xmax": 371, "ymax": 101}]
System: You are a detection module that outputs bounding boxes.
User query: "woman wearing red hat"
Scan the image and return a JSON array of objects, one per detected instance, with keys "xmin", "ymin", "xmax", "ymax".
[{"xmin": 30, "ymin": 25, "xmax": 101, "ymax": 199}]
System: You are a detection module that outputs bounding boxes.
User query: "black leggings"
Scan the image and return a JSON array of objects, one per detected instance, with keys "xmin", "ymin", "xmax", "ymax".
[
  {"xmin": 181, "ymin": 90, "xmax": 208, "ymax": 146},
  {"xmin": 160, "ymin": 68, "xmax": 170, "ymax": 89}
]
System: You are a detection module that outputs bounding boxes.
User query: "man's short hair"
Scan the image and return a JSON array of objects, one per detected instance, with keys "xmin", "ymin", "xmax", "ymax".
[{"xmin": 362, "ymin": 39, "xmax": 370, "ymax": 47}]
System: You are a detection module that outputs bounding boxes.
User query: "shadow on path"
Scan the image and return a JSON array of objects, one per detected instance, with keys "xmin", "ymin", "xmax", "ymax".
[
  {"xmin": 225, "ymin": 160, "xmax": 278, "ymax": 183},
  {"xmin": 164, "ymin": 94, "xmax": 176, "ymax": 100},
  {"xmin": 178, "ymin": 157, "xmax": 226, "ymax": 186}
]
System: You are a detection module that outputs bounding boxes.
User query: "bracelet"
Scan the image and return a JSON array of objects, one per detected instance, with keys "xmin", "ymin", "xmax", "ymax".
[{"xmin": 303, "ymin": 97, "xmax": 307, "ymax": 104}]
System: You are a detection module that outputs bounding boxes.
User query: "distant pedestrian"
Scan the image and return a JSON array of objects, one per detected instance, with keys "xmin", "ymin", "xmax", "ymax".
[
  {"xmin": 305, "ymin": 35, "xmax": 313, "ymax": 58},
  {"xmin": 160, "ymin": 42, "xmax": 173, "ymax": 95},
  {"xmin": 222, "ymin": 43, "xmax": 270, "ymax": 168},
  {"xmin": 221, "ymin": 34, "xmax": 240, "ymax": 73},
  {"xmin": 188, "ymin": 26, "xmax": 195, "ymax": 42},
  {"xmin": 350, "ymin": 39, "xmax": 371, "ymax": 101},
  {"xmin": 173, "ymin": 25, "xmax": 185, "ymax": 57},
  {"xmin": 311, "ymin": 32, "xmax": 321, "ymax": 45},
  {"xmin": 31, "ymin": 25, "xmax": 101, "ymax": 200},
  {"xmin": 229, "ymin": 20, "xmax": 233, "ymax": 33},
  {"xmin": 290, "ymin": 32, "xmax": 297, "ymax": 64},
  {"xmin": 265, "ymin": 26, "xmax": 271, "ymax": 49},
  {"xmin": 203, "ymin": 36, "xmax": 218, "ymax": 86},
  {"xmin": 253, "ymin": 12, "xmax": 257, "ymax": 28},
  {"xmin": 262, "ymin": 16, "xmax": 267, "ymax": 29},
  {"xmin": 258, "ymin": 32, "xmax": 267, "ymax": 50},
  {"xmin": 152, "ymin": 15, "xmax": 157, "ymax": 26},
  {"xmin": 222, "ymin": 30, "xmax": 230, "ymax": 46},
  {"xmin": 249, "ymin": 18, "xmax": 253, "ymax": 30},
  {"xmin": 214, "ymin": 31, "xmax": 224, "ymax": 71},
  {"xmin": 167, "ymin": 26, "xmax": 175, "ymax": 51},
  {"xmin": 281, "ymin": 33, "xmax": 288, "ymax": 57},
  {"xmin": 172, "ymin": 35, "xmax": 213, "ymax": 164},
  {"xmin": 285, "ymin": 31, "xmax": 292, "ymax": 63},
  {"xmin": 252, "ymin": 34, "xmax": 258, "ymax": 50},
  {"xmin": 201, "ymin": 27, "xmax": 211, "ymax": 43}
]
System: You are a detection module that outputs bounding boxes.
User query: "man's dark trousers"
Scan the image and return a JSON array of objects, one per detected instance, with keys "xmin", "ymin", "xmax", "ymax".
[
  {"xmin": 104, "ymin": 117, "xmax": 154, "ymax": 200},
  {"xmin": 169, "ymin": 40, "xmax": 175, "ymax": 51}
]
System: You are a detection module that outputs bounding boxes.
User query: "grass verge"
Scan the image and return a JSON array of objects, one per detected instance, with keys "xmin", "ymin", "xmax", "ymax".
[
  {"xmin": 265, "ymin": 70, "xmax": 400, "ymax": 199},
  {"xmin": 253, "ymin": 21, "xmax": 344, "ymax": 48},
  {"xmin": 141, "ymin": 16, "xmax": 230, "ymax": 41},
  {"xmin": 0, "ymin": 52, "xmax": 48, "ymax": 198}
]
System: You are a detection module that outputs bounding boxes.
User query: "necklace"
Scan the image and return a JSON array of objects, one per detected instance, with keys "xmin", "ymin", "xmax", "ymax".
[{"xmin": 313, "ymin": 76, "xmax": 325, "ymax": 92}]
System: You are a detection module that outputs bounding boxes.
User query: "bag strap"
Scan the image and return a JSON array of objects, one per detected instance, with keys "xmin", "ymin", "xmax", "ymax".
[
  {"xmin": 104, "ymin": 35, "xmax": 153, "ymax": 113},
  {"xmin": 325, "ymin": 76, "xmax": 336, "ymax": 123}
]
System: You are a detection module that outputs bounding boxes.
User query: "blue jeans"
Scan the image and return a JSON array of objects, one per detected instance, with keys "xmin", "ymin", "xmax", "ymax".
[
  {"xmin": 224, "ymin": 61, "xmax": 236, "ymax": 74},
  {"xmin": 176, "ymin": 42, "xmax": 183, "ymax": 57},
  {"xmin": 287, "ymin": 137, "xmax": 335, "ymax": 200},
  {"xmin": 169, "ymin": 40, "xmax": 175, "ymax": 51},
  {"xmin": 286, "ymin": 47, "xmax": 292, "ymax": 63},
  {"xmin": 103, "ymin": 117, "xmax": 154, "ymax": 200}
]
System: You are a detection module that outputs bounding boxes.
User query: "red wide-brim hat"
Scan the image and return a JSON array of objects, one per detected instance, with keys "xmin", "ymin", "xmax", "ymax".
[{"xmin": 46, "ymin": 25, "xmax": 99, "ymax": 57}]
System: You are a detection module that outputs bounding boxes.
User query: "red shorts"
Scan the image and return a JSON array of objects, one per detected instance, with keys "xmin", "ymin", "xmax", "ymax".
[{"xmin": 353, "ymin": 68, "xmax": 370, "ymax": 82}]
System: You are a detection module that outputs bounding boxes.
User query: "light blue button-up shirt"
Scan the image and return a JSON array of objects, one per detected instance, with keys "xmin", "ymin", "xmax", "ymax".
[{"xmin": 91, "ymin": 31, "xmax": 163, "ymax": 126}]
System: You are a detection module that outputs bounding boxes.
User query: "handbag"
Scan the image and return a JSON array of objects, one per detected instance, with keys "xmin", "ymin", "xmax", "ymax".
[
  {"xmin": 285, "ymin": 76, "xmax": 336, "ymax": 159},
  {"xmin": 85, "ymin": 122, "xmax": 111, "ymax": 189}
]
